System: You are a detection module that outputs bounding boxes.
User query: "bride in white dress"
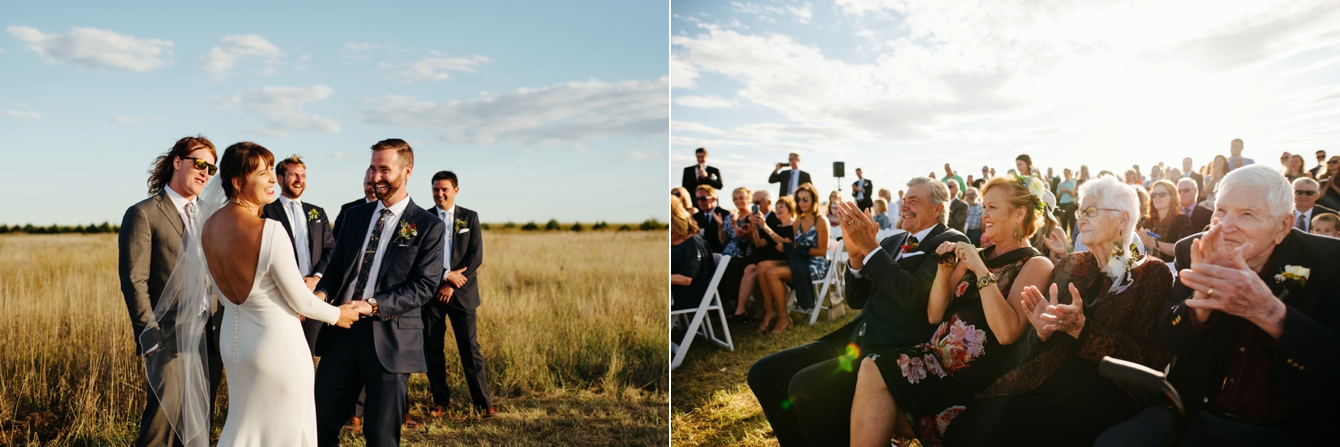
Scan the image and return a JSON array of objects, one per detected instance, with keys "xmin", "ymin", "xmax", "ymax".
[{"xmin": 198, "ymin": 143, "xmax": 366, "ymax": 446}]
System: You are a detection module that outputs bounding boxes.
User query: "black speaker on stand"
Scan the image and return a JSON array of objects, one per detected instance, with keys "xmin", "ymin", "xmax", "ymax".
[{"xmin": 833, "ymin": 161, "xmax": 845, "ymax": 194}]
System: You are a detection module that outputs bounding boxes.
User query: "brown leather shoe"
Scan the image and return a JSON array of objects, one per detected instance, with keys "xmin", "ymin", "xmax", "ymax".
[
  {"xmin": 480, "ymin": 406, "xmax": 498, "ymax": 419},
  {"xmin": 429, "ymin": 406, "xmax": 447, "ymax": 418},
  {"xmin": 404, "ymin": 414, "xmax": 422, "ymax": 429}
]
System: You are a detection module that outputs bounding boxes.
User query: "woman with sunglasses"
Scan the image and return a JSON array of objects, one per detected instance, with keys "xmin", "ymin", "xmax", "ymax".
[
  {"xmin": 671, "ymin": 186, "xmax": 698, "ymax": 215},
  {"xmin": 848, "ymin": 175, "xmax": 1054, "ymax": 447},
  {"xmin": 1135, "ymin": 179, "xmax": 1192, "ymax": 262},
  {"xmin": 755, "ymin": 183, "xmax": 829, "ymax": 333},
  {"xmin": 942, "ymin": 175, "xmax": 1172, "ymax": 446},
  {"xmin": 1317, "ymin": 155, "xmax": 1340, "ymax": 210}
]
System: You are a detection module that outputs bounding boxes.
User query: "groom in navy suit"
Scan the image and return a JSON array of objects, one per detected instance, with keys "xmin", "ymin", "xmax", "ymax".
[{"xmin": 313, "ymin": 139, "xmax": 445, "ymax": 447}]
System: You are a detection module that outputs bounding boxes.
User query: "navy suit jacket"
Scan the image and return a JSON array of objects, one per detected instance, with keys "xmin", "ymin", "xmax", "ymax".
[
  {"xmin": 425, "ymin": 205, "xmax": 485, "ymax": 310},
  {"xmin": 332, "ymin": 197, "xmax": 373, "ymax": 244},
  {"xmin": 314, "ymin": 197, "xmax": 445, "ymax": 373},
  {"xmin": 260, "ymin": 199, "xmax": 335, "ymax": 277}
]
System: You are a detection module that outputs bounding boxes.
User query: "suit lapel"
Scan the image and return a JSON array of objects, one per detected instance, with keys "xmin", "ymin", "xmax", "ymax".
[
  {"xmin": 375, "ymin": 199, "xmax": 415, "ymax": 287},
  {"xmin": 155, "ymin": 191, "xmax": 184, "ymax": 237},
  {"xmin": 272, "ymin": 201, "xmax": 295, "ymax": 240},
  {"xmin": 303, "ymin": 203, "xmax": 320, "ymax": 256}
]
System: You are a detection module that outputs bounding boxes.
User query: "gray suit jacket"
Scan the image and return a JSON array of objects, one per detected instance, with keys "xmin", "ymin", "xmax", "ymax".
[{"xmin": 118, "ymin": 190, "xmax": 221, "ymax": 354}]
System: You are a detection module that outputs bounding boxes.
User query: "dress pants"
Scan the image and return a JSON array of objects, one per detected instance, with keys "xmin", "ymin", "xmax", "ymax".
[
  {"xmin": 314, "ymin": 319, "xmax": 408, "ymax": 447},
  {"xmin": 422, "ymin": 299, "xmax": 492, "ymax": 409},
  {"xmin": 136, "ymin": 320, "xmax": 223, "ymax": 447},
  {"xmin": 748, "ymin": 337, "xmax": 860, "ymax": 447}
]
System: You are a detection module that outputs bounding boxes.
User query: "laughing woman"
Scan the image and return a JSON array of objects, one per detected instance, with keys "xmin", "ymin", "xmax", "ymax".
[
  {"xmin": 849, "ymin": 175, "xmax": 1054, "ymax": 446},
  {"xmin": 941, "ymin": 175, "xmax": 1172, "ymax": 446}
]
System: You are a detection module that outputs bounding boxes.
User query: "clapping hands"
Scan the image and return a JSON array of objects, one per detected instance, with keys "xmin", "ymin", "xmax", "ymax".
[{"xmin": 1020, "ymin": 283, "xmax": 1086, "ymax": 341}]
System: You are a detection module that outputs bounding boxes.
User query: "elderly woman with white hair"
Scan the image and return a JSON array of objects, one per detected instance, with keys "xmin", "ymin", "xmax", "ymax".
[
  {"xmin": 1096, "ymin": 165, "xmax": 1340, "ymax": 445},
  {"xmin": 941, "ymin": 175, "xmax": 1173, "ymax": 446}
]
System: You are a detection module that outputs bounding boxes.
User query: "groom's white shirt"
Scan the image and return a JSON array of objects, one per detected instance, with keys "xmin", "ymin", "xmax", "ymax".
[
  {"xmin": 164, "ymin": 185, "xmax": 195, "ymax": 231},
  {"xmin": 341, "ymin": 196, "xmax": 411, "ymax": 304}
]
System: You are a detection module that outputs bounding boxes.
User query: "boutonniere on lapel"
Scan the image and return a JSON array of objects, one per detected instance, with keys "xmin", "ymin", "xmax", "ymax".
[
  {"xmin": 393, "ymin": 221, "xmax": 418, "ymax": 244},
  {"xmin": 307, "ymin": 208, "xmax": 320, "ymax": 222},
  {"xmin": 900, "ymin": 240, "xmax": 918, "ymax": 252},
  {"xmin": 1274, "ymin": 265, "xmax": 1310, "ymax": 299},
  {"xmin": 454, "ymin": 218, "xmax": 467, "ymax": 233}
]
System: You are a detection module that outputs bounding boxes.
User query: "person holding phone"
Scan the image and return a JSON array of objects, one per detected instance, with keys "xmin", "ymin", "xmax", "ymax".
[{"xmin": 768, "ymin": 152, "xmax": 812, "ymax": 198}]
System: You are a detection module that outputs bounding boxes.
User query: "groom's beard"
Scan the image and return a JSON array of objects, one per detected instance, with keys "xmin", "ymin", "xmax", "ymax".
[{"xmin": 374, "ymin": 178, "xmax": 403, "ymax": 202}]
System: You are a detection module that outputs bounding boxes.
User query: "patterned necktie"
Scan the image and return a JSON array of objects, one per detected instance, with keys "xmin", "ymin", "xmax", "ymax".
[
  {"xmin": 1296, "ymin": 212, "xmax": 1308, "ymax": 231},
  {"xmin": 352, "ymin": 209, "xmax": 391, "ymax": 301}
]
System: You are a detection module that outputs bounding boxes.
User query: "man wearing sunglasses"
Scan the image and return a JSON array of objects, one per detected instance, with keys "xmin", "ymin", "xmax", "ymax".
[
  {"xmin": 1290, "ymin": 177, "xmax": 1336, "ymax": 232},
  {"xmin": 1308, "ymin": 150, "xmax": 1326, "ymax": 179},
  {"xmin": 693, "ymin": 184, "xmax": 731, "ymax": 253},
  {"xmin": 118, "ymin": 135, "xmax": 224, "ymax": 447}
]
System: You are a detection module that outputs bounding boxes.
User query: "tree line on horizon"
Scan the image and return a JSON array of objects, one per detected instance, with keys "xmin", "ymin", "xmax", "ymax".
[{"xmin": 0, "ymin": 219, "xmax": 668, "ymax": 235}]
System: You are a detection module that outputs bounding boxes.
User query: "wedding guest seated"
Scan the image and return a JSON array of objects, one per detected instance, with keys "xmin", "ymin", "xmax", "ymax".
[
  {"xmin": 716, "ymin": 187, "xmax": 756, "ymax": 315},
  {"xmin": 1311, "ymin": 212, "xmax": 1339, "ymax": 238},
  {"xmin": 1098, "ymin": 165, "xmax": 1340, "ymax": 446},
  {"xmin": 1136, "ymin": 179, "xmax": 1193, "ymax": 262},
  {"xmin": 942, "ymin": 174, "xmax": 1173, "ymax": 446},
  {"xmin": 730, "ymin": 190, "xmax": 790, "ymax": 321},
  {"xmin": 1179, "ymin": 178, "xmax": 1213, "ymax": 233},
  {"xmin": 827, "ymin": 190, "xmax": 843, "ymax": 230},
  {"xmin": 672, "ymin": 186, "xmax": 696, "ymax": 215},
  {"xmin": 872, "ymin": 198, "xmax": 892, "ymax": 230},
  {"xmin": 671, "ymin": 198, "xmax": 717, "ymax": 311},
  {"xmin": 748, "ymin": 177, "xmax": 967, "ymax": 446},
  {"xmin": 1291, "ymin": 177, "xmax": 1337, "ymax": 232},
  {"xmin": 1318, "ymin": 154, "xmax": 1340, "ymax": 210},
  {"xmin": 754, "ymin": 183, "xmax": 829, "ymax": 333},
  {"xmin": 694, "ymin": 185, "xmax": 731, "ymax": 253},
  {"xmin": 849, "ymin": 175, "xmax": 1054, "ymax": 446}
]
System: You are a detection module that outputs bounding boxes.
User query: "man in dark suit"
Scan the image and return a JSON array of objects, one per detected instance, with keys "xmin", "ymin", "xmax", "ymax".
[
  {"xmin": 260, "ymin": 155, "xmax": 336, "ymax": 354},
  {"xmin": 333, "ymin": 178, "xmax": 377, "ymax": 243},
  {"xmin": 749, "ymin": 178, "xmax": 967, "ymax": 446},
  {"xmin": 313, "ymin": 139, "xmax": 445, "ymax": 447},
  {"xmin": 768, "ymin": 152, "xmax": 811, "ymax": 198},
  {"xmin": 851, "ymin": 168, "xmax": 873, "ymax": 211},
  {"xmin": 1097, "ymin": 166, "xmax": 1339, "ymax": 445},
  {"xmin": 119, "ymin": 135, "xmax": 224, "ymax": 447},
  {"xmin": 681, "ymin": 147, "xmax": 723, "ymax": 192},
  {"xmin": 1308, "ymin": 150, "xmax": 1326, "ymax": 178},
  {"xmin": 1289, "ymin": 177, "xmax": 1338, "ymax": 232},
  {"xmin": 945, "ymin": 179, "xmax": 968, "ymax": 233},
  {"xmin": 421, "ymin": 171, "xmax": 495, "ymax": 419},
  {"xmin": 1177, "ymin": 177, "xmax": 1215, "ymax": 233},
  {"xmin": 693, "ymin": 185, "xmax": 731, "ymax": 253}
]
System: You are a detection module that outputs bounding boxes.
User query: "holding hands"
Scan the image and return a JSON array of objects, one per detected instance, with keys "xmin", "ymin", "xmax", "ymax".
[
  {"xmin": 1021, "ymin": 283, "xmax": 1086, "ymax": 341},
  {"xmin": 334, "ymin": 300, "xmax": 373, "ymax": 328}
]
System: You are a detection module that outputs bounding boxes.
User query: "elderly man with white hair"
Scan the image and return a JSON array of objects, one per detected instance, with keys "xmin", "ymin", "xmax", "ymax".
[
  {"xmin": 748, "ymin": 177, "xmax": 969, "ymax": 446},
  {"xmin": 1097, "ymin": 165, "xmax": 1340, "ymax": 445}
]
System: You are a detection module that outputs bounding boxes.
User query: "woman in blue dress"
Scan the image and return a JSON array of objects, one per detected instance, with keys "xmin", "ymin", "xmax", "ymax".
[{"xmin": 755, "ymin": 183, "xmax": 829, "ymax": 333}]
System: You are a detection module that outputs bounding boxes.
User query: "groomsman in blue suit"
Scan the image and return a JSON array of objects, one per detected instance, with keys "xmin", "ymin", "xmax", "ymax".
[
  {"xmin": 261, "ymin": 155, "xmax": 335, "ymax": 354},
  {"xmin": 422, "ymin": 170, "xmax": 495, "ymax": 418}
]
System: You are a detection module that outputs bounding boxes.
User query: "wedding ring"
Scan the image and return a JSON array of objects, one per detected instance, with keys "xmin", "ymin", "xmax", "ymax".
[
  {"xmin": 848, "ymin": 220, "xmax": 854, "ymax": 225},
  {"xmin": 1058, "ymin": 319, "xmax": 1064, "ymax": 325},
  {"xmin": 1207, "ymin": 288, "xmax": 1214, "ymax": 298}
]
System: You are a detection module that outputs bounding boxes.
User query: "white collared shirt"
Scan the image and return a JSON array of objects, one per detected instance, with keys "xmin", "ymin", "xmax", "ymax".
[
  {"xmin": 789, "ymin": 169, "xmax": 800, "ymax": 195},
  {"xmin": 1296, "ymin": 207, "xmax": 1315, "ymax": 230},
  {"xmin": 849, "ymin": 225, "xmax": 934, "ymax": 278},
  {"xmin": 277, "ymin": 195, "xmax": 315, "ymax": 276},
  {"xmin": 436, "ymin": 205, "xmax": 456, "ymax": 275},
  {"xmin": 341, "ymin": 197, "xmax": 412, "ymax": 303},
  {"xmin": 163, "ymin": 185, "xmax": 195, "ymax": 233}
]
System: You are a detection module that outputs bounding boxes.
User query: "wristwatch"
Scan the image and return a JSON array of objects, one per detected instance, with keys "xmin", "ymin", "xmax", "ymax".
[
  {"xmin": 366, "ymin": 297, "xmax": 379, "ymax": 317},
  {"xmin": 976, "ymin": 272, "xmax": 997, "ymax": 289}
]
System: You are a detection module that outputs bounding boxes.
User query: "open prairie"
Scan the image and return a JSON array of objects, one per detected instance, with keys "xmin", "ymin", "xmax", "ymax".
[{"xmin": 0, "ymin": 231, "xmax": 667, "ymax": 446}]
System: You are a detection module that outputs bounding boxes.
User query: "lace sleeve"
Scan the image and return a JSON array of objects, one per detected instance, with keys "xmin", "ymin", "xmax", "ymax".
[{"xmin": 268, "ymin": 221, "xmax": 342, "ymax": 325}]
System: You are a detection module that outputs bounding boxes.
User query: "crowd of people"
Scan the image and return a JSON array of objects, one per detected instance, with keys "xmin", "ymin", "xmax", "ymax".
[{"xmin": 670, "ymin": 140, "xmax": 1340, "ymax": 446}]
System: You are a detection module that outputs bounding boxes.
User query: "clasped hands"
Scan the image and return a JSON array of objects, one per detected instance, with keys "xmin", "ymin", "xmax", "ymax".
[
  {"xmin": 310, "ymin": 291, "xmax": 374, "ymax": 328},
  {"xmin": 1176, "ymin": 225, "xmax": 1284, "ymax": 338}
]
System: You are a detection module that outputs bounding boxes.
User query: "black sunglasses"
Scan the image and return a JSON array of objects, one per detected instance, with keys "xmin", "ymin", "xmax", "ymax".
[
  {"xmin": 696, "ymin": 197, "xmax": 712, "ymax": 202},
  {"xmin": 1296, "ymin": 190, "xmax": 1317, "ymax": 196},
  {"xmin": 181, "ymin": 156, "xmax": 217, "ymax": 175},
  {"xmin": 1150, "ymin": 192, "xmax": 1169, "ymax": 199}
]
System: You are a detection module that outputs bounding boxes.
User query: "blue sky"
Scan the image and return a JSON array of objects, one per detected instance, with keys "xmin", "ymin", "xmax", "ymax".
[
  {"xmin": 672, "ymin": 0, "xmax": 1340, "ymax": 203},
  {"xmin": 0, "ymin": 1, "xmax": 668, "ymax": 225}
]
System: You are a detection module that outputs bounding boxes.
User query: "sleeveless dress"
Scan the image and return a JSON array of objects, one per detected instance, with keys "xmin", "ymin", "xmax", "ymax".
[
  {"xmin": 214, "ymin": 220, "xmax": 343, "ymax": 447},
  {"xmin": 721, "ymin": 213, "xmax": 754, "ymax": 259},
  {"xmin": 867, "ymin": 246, "xmax": 1040, "ymax": 446},
  {"xmin": 793, "ymin": 224, "xmax": 829, "ymax": 278}
]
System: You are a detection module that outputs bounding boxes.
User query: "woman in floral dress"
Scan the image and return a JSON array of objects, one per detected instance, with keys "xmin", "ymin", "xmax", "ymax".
[{"xmin": 850, "ymin": 175, "xmax": 1056, "ymax": 446}]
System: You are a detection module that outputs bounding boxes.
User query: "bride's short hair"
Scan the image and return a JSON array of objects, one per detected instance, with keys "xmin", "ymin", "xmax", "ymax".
[{"xmin": 219, "ymin": 142, "xmax": 275, "ymax": 200}]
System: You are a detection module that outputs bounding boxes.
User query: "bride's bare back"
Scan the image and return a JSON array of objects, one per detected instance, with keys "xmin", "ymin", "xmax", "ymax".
[{"xmin": 203, "ymin": 204, "xmax": 266, "ymax": 305}]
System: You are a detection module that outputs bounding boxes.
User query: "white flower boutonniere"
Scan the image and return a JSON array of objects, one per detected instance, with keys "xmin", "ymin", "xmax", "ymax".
[
  {"xmin": 307, "ymin": 208, "xmax": 320, "ymax": 222},
  {"xmin": 1275, "ymin": 265, "xmax": 1309, "ymax": 299},
  {"xmin": 454, "ymin": 218, "xmax": 467, "ymax": 233}
]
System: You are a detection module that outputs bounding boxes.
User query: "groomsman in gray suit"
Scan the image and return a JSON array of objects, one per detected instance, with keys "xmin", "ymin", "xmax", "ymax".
[
  {"xmin": 118, "ymin": 135, "xmax": 224, "ymax": 447},
  {"xmin": 422, "ymin": 171, "xmax": 495, "ymax": 418},
  {"xmin": 261, "ymin": 155, "xmax": 336, "ymax": 353}
]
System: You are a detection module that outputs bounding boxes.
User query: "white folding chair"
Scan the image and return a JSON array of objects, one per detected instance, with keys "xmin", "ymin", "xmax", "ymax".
[
  {"xmin": 787, "ymin": 240, "xmax": 846, "ymax": 325},
  {"xmin": 671, "ymin": 255, "xmax": 734, "ymax": 370}
]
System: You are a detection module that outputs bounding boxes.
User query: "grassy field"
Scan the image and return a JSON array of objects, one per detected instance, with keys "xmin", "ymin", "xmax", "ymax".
[
  {"xmin": 0, "ymin": 231, "xmax": 667, "ymax": 446},
  {"xmin": 670, "ymin": 306, "xmax": 856, "ymax": 447}
]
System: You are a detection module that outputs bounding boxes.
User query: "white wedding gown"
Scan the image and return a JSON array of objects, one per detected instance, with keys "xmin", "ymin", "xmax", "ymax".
[{"xmin": 213, "ymin": 219, "xmax": 342, "ymax": 447}]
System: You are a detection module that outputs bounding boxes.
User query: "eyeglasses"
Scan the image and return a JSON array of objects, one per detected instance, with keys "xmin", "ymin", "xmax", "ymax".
[
  {"xmin": 1295, "ymin": 190, "xmax": 1317, "ymax": 196},
  {"xmin": 752, "ymin": 200, "xmax": 764, "ymax": 205},
  {"xmin": 181, "ymin": 156, "xmax": 217, "ymax": 175},
  {"xmin": 696, "ymin": 197, "xmax": 712, "ymax": 202},
  {"xmin": 1075, "ymin": 207, "xmax": 1121, "ymax": 219},
  {"xmin": 1177, "ymin": 188, "xmax": 1195, "ymax": 194},
  {"xmin": 1150, "ymin": 192, "xmax": 1169, "ymax": 199},
  {"xmin": 1329, "ymin": 160, "xmax": 1339, "ymax": 165},
  {"xmin": 798, "ymin": 197, "xmax": 811, "ymax": 202}
]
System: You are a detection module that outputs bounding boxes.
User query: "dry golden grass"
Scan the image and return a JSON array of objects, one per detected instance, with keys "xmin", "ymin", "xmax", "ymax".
[{"xmin": 0, "ymin": 231, "xmax": 667, "ymax": 446}]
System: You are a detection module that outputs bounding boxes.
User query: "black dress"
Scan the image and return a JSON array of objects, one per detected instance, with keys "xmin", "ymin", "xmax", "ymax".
[
  {"xmin": 671, "ymin": 235, "xmax": 716, "ymax": 311},
  {"xmin": 867, "ymin": 246, "xmax": 1041, "ymax": 446},
  {"xmin": 1140, "ymin": 214, "xmax": 1193, "ymax": 262}
]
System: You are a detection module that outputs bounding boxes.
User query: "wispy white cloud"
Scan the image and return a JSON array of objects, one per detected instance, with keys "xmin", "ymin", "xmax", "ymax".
[
  {"xmin": 674, "ymin": 95, "xmax": 733, "ymax": 109},
  {"xmin": 6, "ymin": 25, "xmax": 173, "ymax": 71},
  {"xmin": 672, "ymin": 120, "xmax": 726, "ymax": 135},
  {"xmin": 341, "ymin": 42, "xmax": 389, "ymax": 59},
  {"xmin": 381, "ymin": 52, "xmax": 490, "ymax": 83},
  {"xmin": 5, "ymin": 110, "xmax": 43, "ymax": 120},
  {"xmin": 355, "ymin": 77, "xmax": 669, "ymax": 145},
  {"xmin": 626, "ymin": 149, "xmax": 661, "ymax": 160},
  {"xmin": 731, "ymin": 2, "xmax": 813, "ymax": 24},
  {"xmin": 211, "ymin": 85, "xmax": 339, "ymax": 137},
  {"xmin": 200, "ymin": 35, "xmax": 285, "ymax": 80},
  {"xmin": 111, "ymin": 115, "xmax": 166, "ymax": 125}
]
